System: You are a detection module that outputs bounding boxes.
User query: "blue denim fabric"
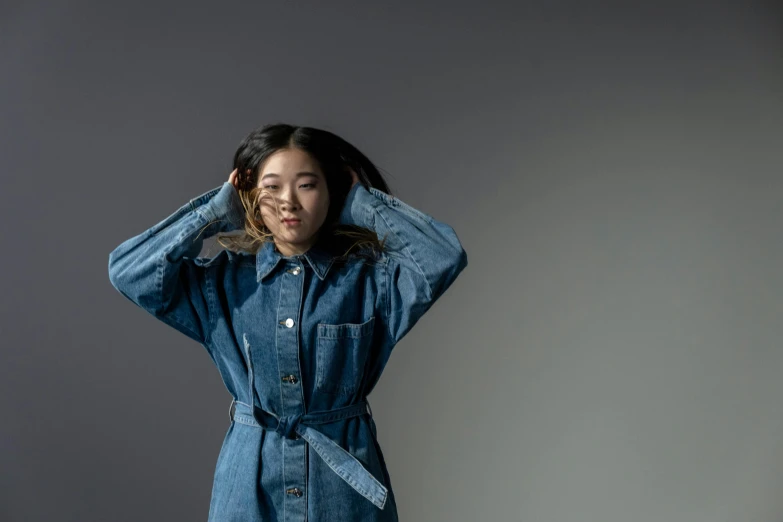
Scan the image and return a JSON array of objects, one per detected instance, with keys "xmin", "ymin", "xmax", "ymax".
[{"xmin": 108, "ymin": 181, "xmax": 468, "ymax": 521}]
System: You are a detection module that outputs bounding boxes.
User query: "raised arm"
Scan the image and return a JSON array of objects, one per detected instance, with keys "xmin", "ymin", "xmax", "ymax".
[
  {"xmin": 108, "ymin": 178, "xmax": 245, "ymax": 344},
  {"xmin": 338, "ymin": 182, "xmax": 468, "ymax": 345}
]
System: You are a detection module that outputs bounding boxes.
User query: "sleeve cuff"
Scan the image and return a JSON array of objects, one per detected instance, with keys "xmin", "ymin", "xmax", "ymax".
[
  {"xmin": 200, "ymin": 182, "xmax": 246, "ymax": 230},
  {"xmin": 338, "ymin": 182, "xmax": 371, "ymax": 226}
]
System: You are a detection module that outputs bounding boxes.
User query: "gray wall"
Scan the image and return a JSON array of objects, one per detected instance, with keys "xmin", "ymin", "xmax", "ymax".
[{"xmin": 1, "ymin": 2, "xmax": 781, "ymax": 521}]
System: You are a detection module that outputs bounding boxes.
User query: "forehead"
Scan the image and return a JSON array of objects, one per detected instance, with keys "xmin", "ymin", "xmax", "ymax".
[{"xmin": 260, "ymin": 148, "xmax": 322, "ymax": 177}]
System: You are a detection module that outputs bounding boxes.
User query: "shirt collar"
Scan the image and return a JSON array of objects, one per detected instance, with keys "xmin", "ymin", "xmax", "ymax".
[{"xmin": 256, "ymin": 238, "xmax": 336, "ymax": 282}]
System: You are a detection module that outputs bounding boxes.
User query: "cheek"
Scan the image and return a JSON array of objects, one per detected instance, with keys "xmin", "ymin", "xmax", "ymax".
[
  {"xmin": 259, "ymin": 201, "xmax": 280, "ymax": 217},
  {"xmin": 258, "ymin": 207, "xmax": 279, "ymax": 229}
]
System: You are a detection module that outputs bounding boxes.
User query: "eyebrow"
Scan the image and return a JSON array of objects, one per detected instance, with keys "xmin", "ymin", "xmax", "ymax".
[{"xmin": 261, "ymin": 171, "xmax": 320, "ymax": 180}]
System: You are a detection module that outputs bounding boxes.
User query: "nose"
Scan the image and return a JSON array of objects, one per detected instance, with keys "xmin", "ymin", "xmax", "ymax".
[
  {"xmin": 267, "ymin": 187, "xmax": 300, "ymax": 212},
  {"xmin": 280, "ymin": 199, "xmax": 299, "ymax": 212}
]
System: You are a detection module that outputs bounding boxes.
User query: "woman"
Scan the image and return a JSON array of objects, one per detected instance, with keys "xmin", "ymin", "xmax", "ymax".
[{"xmin": 107, "ymin": 123, "xmax": 468, "ymax": 521}]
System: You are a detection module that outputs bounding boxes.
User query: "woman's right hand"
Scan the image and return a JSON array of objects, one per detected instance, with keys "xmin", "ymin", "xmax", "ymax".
[{"xmin": 228, "ymin": 168, "xmax": 252, "ymax": 192}]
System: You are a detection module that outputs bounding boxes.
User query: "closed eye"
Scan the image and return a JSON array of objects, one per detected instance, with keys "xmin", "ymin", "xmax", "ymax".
[{"xmin": 263, "ymin": 184, "xmax": 316, "ymax": 190}]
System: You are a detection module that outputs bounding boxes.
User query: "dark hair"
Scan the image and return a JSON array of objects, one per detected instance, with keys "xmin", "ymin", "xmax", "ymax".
[{"xmin": 215, "ymin": 123, "xmax": 393, "ymax": 262}]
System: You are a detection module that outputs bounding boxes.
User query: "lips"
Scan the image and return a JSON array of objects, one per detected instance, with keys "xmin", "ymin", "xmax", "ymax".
[{"xmin": 282, "ymin": 218, "xmax": 301, "ymax": 223}]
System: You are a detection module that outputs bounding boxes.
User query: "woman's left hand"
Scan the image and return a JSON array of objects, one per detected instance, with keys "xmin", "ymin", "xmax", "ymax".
[{"xmin": 347, "ymin": 166, "xmax": 360, "ymax": 189}]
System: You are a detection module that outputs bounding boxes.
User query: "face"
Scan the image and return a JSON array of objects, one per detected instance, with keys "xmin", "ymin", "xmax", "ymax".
[{"xmin": 256, "ymin": 147, "xmax": 330, "ymax": 257}]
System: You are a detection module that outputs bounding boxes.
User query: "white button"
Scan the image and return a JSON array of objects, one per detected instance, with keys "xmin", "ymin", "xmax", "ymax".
[
  {"xmin": 285, "ymin": 318, "xmax": 294, "ymax": 328},
  {"xmin": 292, "ymin": 267, "xmax": 301, "ymax": 275}
]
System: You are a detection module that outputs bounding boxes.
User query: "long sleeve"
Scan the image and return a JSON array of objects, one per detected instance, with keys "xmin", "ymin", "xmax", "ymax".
[
  {"xmin": 108, "ymin": 182, "xmax": 246, "ymax": 344},
  {"xmin": 339, "ymin": 183, "xmax": 468, "ymax": 344}
]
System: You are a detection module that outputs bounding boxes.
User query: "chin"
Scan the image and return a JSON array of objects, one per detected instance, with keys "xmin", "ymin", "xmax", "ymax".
[{"xmin": 276, "ymin": 229, "xmax": 315, "ymax": 244}]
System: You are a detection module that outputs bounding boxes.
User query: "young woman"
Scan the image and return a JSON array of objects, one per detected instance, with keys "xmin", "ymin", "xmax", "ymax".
[{"xmin": 107, "ymin": 123, "xmax": 468, "ymax": 521}]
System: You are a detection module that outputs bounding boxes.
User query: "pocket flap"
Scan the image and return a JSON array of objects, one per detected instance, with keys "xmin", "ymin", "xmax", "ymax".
[{"xmin": 317, "ymin": 316, "xmax": 375, "ymax": 339}]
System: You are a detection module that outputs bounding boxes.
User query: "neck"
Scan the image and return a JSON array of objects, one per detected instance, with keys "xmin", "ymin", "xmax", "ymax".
[{"xmin": 274, "ymin": 240, "xmax": 311, "ymax": 257}]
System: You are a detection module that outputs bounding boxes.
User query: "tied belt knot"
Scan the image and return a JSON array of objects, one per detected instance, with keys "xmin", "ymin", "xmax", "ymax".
[
  {"xmin": 275, "ymin": 412, "xmax": 302, "ymax": 439},
  {"xmin": 228, "ymin": 398, "xmax": 387, "ymax": 510}
]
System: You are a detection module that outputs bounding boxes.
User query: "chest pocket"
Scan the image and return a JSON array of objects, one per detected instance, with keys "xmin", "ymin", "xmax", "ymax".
[{"xmin": 316, "ymin": 316, "xmax": 375, "ymax": 396}]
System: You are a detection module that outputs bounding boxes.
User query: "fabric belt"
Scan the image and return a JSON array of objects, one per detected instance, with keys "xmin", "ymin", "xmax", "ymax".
[{"xmin": 228, "ymin": 398, "xmax": 388, "ymax": 510}]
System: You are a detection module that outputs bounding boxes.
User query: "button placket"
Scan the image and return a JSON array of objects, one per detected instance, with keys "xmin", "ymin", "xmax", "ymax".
[{"xmin": 277, "ymin": 260, "xmax": 307, "ymax": 517}]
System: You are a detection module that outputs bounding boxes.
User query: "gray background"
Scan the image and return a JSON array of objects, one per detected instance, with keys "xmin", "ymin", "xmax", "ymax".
[{"xmin": 1, "ymin": 1, "xmax": 782, "ymax": 521}]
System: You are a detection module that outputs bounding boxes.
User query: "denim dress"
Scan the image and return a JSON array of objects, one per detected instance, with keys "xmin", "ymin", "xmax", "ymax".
[{"xmin": 108, "ymin": 180, "xmax": 468, "ymax": 521}]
